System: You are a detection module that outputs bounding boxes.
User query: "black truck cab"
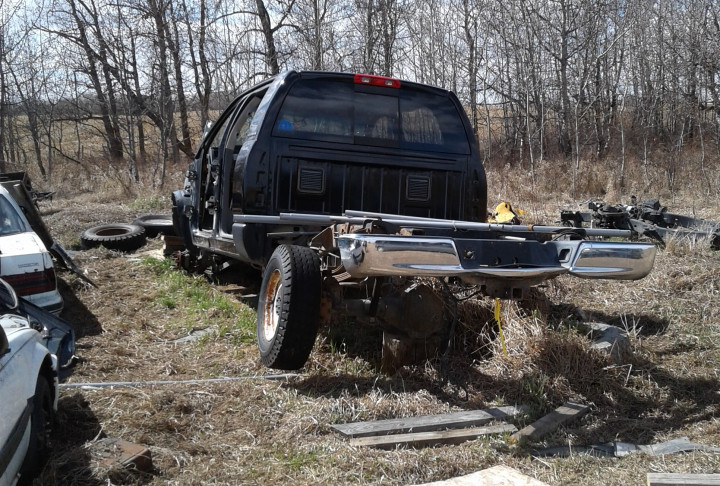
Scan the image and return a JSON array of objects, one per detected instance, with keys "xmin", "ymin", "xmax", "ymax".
[{"xmin": 174, "ymin": 70, "xmax": 487, "ymax": 266}]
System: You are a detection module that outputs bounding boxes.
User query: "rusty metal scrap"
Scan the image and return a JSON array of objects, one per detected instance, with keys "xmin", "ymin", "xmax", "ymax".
[{"xmin": 560, "ymin": 198, "xmax": 720, "ymax": 249}]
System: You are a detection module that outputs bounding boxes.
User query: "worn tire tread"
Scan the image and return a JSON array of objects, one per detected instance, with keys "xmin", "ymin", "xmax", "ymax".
[
  {"xmin": 80, "ymin": 223, "xmax": 146, "ymax": 252},
  {"xmin": 258, "ymin": 245, "xmax": 321, "ymax": 370}
]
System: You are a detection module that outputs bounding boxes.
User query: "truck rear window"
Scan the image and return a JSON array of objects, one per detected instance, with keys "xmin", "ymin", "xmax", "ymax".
[{"xmin": 273, "ymin": 79, "xmax": 471, "ymax": 154}]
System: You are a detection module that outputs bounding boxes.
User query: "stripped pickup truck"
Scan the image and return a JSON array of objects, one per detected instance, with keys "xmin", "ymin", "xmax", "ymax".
[{"xmin": 172, "ymin": 71, "xmax": 656, "ymax": 370}]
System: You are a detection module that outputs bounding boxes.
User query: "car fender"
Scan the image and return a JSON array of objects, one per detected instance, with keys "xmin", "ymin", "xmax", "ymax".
[
  {"xmin": 1, "ymin": 325, "xmax": 56, "ymax": 406},
  {"xmin": 0, "ymin": 325, "xmax": 56, "ymax": 486}
]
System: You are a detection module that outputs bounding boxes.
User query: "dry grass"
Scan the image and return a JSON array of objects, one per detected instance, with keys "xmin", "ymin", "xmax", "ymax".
[{"xmin": 24, "ymin": 160, "xmax": 720, "ymax": 485}]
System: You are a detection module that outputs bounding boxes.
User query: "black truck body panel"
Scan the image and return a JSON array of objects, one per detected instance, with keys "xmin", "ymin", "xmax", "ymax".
[{"xmin": 174, "ymin": 71, "xmax": 486, "ymax": 265}]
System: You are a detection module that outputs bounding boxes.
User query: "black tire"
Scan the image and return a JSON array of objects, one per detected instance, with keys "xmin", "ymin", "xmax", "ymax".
[
  {"xmin": 19, "ymin": 376, "xmax": 53, "ymax": 484},
  {"xmin": 132, "ymin": 214, "xmax": 176, "ymax": 238},
  {"xmin": 80, "ymin": 223, "xmax": 146, "ymax": 251},
  {"xmin": 257, "ymin": 245, "xmax": 321, "ymax": 370}
]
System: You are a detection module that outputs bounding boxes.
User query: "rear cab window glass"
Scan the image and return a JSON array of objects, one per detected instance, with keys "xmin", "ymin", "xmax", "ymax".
[
  {"xmin": 274, "ymin": 82, "xmax": 354, "ymax": 143},
  {"xmin": 273, "ymin": 78, "xmax": 470, "ymax": 154}
]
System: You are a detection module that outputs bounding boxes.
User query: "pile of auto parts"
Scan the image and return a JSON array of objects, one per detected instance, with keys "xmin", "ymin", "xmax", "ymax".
[{"xmin": 560, "ymin": 197, "xmax": 720, "ymax": 249}]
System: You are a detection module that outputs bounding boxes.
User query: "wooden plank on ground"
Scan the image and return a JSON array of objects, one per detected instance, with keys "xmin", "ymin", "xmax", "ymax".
[
  {"xmin": 409, "ymin": 464, "xmax": 550, "ymax": 486},
  {"xmin": 510, "ymin": 402, "xmax": 589, "ymax": 443},
  {"xmin": 647, "ymin": 473, "xmax": 720, "ymax": 486},
  {"xmin": 331, "ymin": 405, "xmax": 526, "ymax": 438},
  {"xmin": 350, "ymin": 423, "xmax": 516, "ymax": 449}
]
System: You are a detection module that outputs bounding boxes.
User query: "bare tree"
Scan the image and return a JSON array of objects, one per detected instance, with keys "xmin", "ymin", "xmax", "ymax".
[
  {"xmin": 290, "ymin": 0, "xmax": 348, "ymax": 70},
  {"xmin": 0, "ymin": 0, "xmax": 17, "ymax": 173},
  {"xmin": 461, "ymin": 0, "xmax": 481, "ymax": 135},
  {"xmin": 0, "ymin": 0, "xmax": 714, "ymax": 191},
  {"xmin": 250, "ymin": 0, "xmax": 296, "ymax": 75},
  {"xmin": 179, "ymin": 0, "xmax": 212, "ymax": 127},
  {"xmin": 51, "ymin": 0, "xmax": 124, "ymax": 161},
  {"xmin": 165, "ymin": 2, "xmax": 192, "ymax": 155}
]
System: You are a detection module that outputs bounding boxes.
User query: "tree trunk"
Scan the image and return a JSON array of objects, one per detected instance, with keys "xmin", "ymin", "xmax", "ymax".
[
  {"xmin": 255, "ymin": 0, "xmax": 280, "ymax": 75},
  {"xmin": 0, "ymin": 27, "xmax": 8, "ymax": 173},
  {"xmin": 66, "ymin": 0, "xmax": 123, "ymax": 161},
  {"xmin": 363, "ymin": 0, "xmax": 376, "ymax": 73},
  {"xmin": 129, "ymin": 31, "xmax": 145, "ymax": 176},
  {"xmin": 166, "ymin": 5, "xmax": 192, "ymax": 155},
  {"xmin": 9, "ymin": 67, "xmax": 46, "ymax": 177},
  {"xmin": 149, "ymin": 0, "xmax": 179, "ymax": 175},
  {"xmin": 86, "ymin": 0, "xmax": 124, "ymax": 161},
  {"xmin": 559, "ymin": 25, "xmax": 572, "ymax": 158},
  {"xmin": 313, "ymin": 0, "xmax": 323, "ymax": 69},
  {"xmin": 182, "ymin": 0, "xmax": 211, "ymax": 127},
  {"xmin": 463, "ymin": 0, "xmax": 478, "ymax": 136}
]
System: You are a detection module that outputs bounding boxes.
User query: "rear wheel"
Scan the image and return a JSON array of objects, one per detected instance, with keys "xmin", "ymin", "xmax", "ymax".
[
  {"xmin": 19, "ymin": 376, "xmax": 53, "ymax": 484},
  {"xmin": 257, "ymin": 245, "xmax": 321, "ymax": 370}
]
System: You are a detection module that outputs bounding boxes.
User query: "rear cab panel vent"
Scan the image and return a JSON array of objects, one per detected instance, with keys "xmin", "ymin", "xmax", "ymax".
[
  {"xmin": 406, "ymin": 175, "xmax": 431, "ymax": 202},
  {"xmin": 297, "ymin": 166, "xmax": 325, "ymax": 195}
]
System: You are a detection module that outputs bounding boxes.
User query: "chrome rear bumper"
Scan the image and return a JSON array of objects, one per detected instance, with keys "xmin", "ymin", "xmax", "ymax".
[{"xmin": 337, "ymin": 234, "xmax": 656, "ymax": 282}]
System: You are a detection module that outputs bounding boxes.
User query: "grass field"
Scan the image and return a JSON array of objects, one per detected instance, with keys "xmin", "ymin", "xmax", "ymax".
[{"xmin": 26, "ymin": 160, "xmax": 720, "ymax": 485}]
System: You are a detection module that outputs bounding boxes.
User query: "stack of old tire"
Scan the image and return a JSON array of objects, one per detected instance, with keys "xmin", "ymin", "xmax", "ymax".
[{"xmin": 80, "ymin": 215, "xmax": 175, "ymax": 252}]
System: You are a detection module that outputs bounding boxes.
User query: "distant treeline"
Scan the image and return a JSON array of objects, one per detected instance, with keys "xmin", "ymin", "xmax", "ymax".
[{"xmin": 0, "ymin": 0, "xmax": 718, "ymax": 188}]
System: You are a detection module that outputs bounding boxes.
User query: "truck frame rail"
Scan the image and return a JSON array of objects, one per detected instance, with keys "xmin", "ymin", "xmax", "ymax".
[{"xmin": 232, "ymin": 210, "xmax": 657, "ymax": 296}]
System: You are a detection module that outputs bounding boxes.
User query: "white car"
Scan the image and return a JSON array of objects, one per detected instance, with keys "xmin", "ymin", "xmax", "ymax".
[
  {"xmin": 0, "ymin": 280, "xmax": 58, "ymax": 486},
  {"xmin": 0, "ymin": 186, "xmax": 63, "ymax": 315}
]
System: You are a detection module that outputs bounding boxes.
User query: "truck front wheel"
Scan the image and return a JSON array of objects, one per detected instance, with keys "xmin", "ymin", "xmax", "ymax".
[{"xmin": 257, "ymin": 245, "xmax": 321, "ymax": 370}]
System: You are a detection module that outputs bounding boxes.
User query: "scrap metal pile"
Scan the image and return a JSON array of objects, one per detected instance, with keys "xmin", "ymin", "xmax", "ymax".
[{"xmin": 560, "ymin": 197, "xmax": 720, "ymax": 249}]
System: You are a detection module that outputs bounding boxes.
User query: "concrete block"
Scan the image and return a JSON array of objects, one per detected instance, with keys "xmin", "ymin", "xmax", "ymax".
[{"xmin": 577, "ymin": 322, "xmax": 630, "ymax": 364}]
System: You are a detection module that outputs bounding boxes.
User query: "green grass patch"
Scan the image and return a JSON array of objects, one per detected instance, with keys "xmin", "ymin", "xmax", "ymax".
[
  {"xmin": 142, "ymin": 256, "xmax": 256, "ymax": 343},
  {"xmin": 276, "ymin": 450, "xmax": 319, "ymax": 471}
]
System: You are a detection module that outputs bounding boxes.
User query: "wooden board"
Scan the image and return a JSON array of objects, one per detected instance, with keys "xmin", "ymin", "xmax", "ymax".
[
  {"xmin": 349, "ymin": 423, "xmax": 517, "ymax": 449},
  {"xmin": 647, "ymin": 473, "xmax": 720, "ymax": 485},
  {"xmin": 331, "ymin": 405, "xmax": 526, "ymax": 438},
  {"xmin": 410, "ymin": 465, "xmax": 550, "ymax": 486},
  {"xmin": 510, "ymin": 402, "xmax": 589, "ymax": 443}
]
